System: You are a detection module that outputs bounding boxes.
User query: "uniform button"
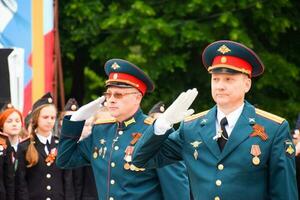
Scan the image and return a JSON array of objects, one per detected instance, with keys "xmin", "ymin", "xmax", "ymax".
[
  {"xmin": 118, "ymin": 131, "xmax": 123, "ymax": 135},
  {"xmin": 216, "ymin": 180, "xmax": 222, "ymax": 186},
  {"xmin": 47, "ymin": 162, "xmax": 51, "ymax": 166},
  {"xmin": 114, "ymin": 146, "xmax": 119, "ymax": 151},
  {"xmin": 46, "ymin": 198, "xmax": 51, "ymax": 200},
  {"xmin": 218, "ymin": 164, "xmax": 224, "ymax": 170},
  {"xmin": 214, "ymin": 196, "xmax": 220, "ymax": 200},
  {"xmin": 46, "ymin": 173, "xmax": 51, "ymax": 178},
  {"xmin": 109, "ymin": 197, "xmax": 114, "ymax": 200},
  {"xmin": 46, "ymin": 185, "xmax": 51, "ymax": 190},
  {"xmin": 110, "ymin": 179, "xmax": 115, "ymax": 185},
  {"xmin": 111, "ymin": 162, "xmax": 116, "ymax": 167}
]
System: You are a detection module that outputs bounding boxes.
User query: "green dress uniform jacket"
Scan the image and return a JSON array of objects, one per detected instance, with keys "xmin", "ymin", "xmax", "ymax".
[
  {"xmin": 133, "ymin": 101, "xmax": 298, "ymax": 200},
  {"xmin": 57, "ymin": 109, "xmax": 190, "ymax": 200}
]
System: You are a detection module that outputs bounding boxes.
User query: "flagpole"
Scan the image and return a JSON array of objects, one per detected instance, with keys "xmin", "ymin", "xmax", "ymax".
[{"xmin": 53, "ymin": 0, "xmax": 65, "ymax": 109}]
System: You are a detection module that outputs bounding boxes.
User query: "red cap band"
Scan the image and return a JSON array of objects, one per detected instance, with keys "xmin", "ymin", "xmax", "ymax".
[
  {"xmin": 106, "ymin": 72, "xmax": 147, "ymax": 95},
  {"xmin": 209, "ymin": 55, "xmax": 253, "ymax": 77}
]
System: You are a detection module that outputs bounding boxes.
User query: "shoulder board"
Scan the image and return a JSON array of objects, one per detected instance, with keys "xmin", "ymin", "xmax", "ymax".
[
  {"xmin": 255, "ymin": 108, "xmax": 285, "ymax": 124},
  {"xmin": 184, "ymin": 110, "xmax": 209, "ymax": 122},
  {"xmin": 0, "ymin": 132, "xmax": 9, "ymax": 137},
  {"xmin": 144, "ymin": 117, "xmax": 155, "ymax": 125},
  {"xmin": 19, "ymin": 136, "xmax": 30, "ymax": 143},
  {"xmin": 94, "ymin": 118, "xmax": 117, "ymax": 125}
]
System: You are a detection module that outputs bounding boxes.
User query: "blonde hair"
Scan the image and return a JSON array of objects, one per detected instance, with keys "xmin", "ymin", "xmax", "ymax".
[{"xmin": 25, "ymin": 104, "xmax": 56, "ymax": 167}]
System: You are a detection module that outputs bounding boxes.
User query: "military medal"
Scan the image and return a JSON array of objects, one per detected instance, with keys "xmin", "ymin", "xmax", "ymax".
[
  {"xmin": 102, "ymin": 147, "xmax": 107, "ymax": 158},
  {"xmin": 124, "ymin": 146, "xmax": 134, "ymax": 162},
  {"xmin": 193, "ymin": 150, "xmax": 198, "ymax": 160},
  {"xmin": 123, "ymin": 133, "xmax": 143, "ymax": 171},
  {"xmin": 130, "ymin": 164, "xmax": 136, "ymax": 171},
  {"xmin": 250, "ymin": 144, "xmax": 261, "ymax": 165},
  {"xmin": 98, "ymin": 139, "xmax": 106, "ymax": 158},
  {"xmin": 190, "ymin": 141, "xmax": 202, "ymax": 160},
  {"xmin": 124, "ymin": 162, "xmax": 130, "ymax": 170},
  {"xmin": 93, "ymin": 147, "xmax": 98, "ymax": 159}
]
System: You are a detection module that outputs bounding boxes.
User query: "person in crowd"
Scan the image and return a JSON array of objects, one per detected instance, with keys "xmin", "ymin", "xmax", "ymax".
[
  {"xmin": 0, "ymin": 116, "xmax": 14, "ymax": 199},
  {"xmin": 0, "ymin": 104, "xmax": 23, "ymax": 171},
  {"xmin": 148, "ymin": 101, "xmax": 165, "ymax": 119},
  {"xmin": 16, "ymin": 92, "xmax": 74, "ymax": 200},
  {"xmin": 57, "ymin": 58, "xmax": 190, "ymax": 200},
  {"xmin": 292, "ymin": 114, "xmax": 300, "ymax": 199},
  {"xmin": 133, "ymin": 40, "xmax": 298, "ymax": 200}
]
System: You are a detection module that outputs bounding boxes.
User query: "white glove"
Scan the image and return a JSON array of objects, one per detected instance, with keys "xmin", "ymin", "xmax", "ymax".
[
  {"xmin": 154, "ymin": 88, "xmax": 198, "ymax": 135},
  {"xmin": 70, "ymin": 96, "xmax": 105, "ymax": 121}
]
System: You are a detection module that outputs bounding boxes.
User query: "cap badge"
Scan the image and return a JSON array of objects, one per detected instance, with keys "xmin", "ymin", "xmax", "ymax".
[
  {"xmin": 48, "ymin": 98, "xmax": 53, "ymax": 103},
  {"xmin": 221, "ymin": 56, "xmax": 227, "ymax": 63},
  {"xmin": 112, "ymin": 62, "xmax": 120, "ymax": 70},
  {"xmin": 159, "ymin": 106, "xmax": 165, "ymax": 112},
  {"xmin": 218, "ymin": 45, "xmax": 231, "ymax": 54},
  {"xmin": 71, "ymin": 104, "xmax": 77, "ymax": 111},
  {"xmin": 7, "ymin": 103, "xmax": 13, "ymax": 108},
  {"xmin": 113, "ymin": 73, "xmax": 118, "ymax": 79}
]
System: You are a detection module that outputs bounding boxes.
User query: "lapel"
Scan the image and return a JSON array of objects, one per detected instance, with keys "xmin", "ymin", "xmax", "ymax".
[
  {"xmin": 219, "ymin": 102, "xmax": 256, "ymax": 161},
  {"xmin": 34, "ymin": 135, "xmax": 47, "ymax": 158},
  {"xmin": 199, "ymin": 106, "xmax": 221, "ymax": 159}
]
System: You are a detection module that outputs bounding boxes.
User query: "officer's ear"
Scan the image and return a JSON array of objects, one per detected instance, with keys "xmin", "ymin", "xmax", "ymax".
[{"xmin": 244, "ymin": 75, "xmax": 252, "ymax": 93}]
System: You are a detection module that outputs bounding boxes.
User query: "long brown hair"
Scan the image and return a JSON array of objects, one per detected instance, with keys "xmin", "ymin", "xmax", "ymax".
[{"xmin": 25, "ymin": 104, "xmax": 57, "ymax": 167}]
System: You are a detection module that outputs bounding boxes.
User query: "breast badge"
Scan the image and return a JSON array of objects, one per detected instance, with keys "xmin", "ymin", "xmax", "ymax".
[{"xmin": 190, "ymin": 140, "xmax": 202, "ymax": 160}]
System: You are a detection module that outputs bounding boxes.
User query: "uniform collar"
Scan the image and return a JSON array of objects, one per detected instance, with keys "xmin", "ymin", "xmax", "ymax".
[
  {"xmin": 36, "ymin": 132, "xmax": 53, "ymax": 145},
  {"xmin": 118, "ymin": 108, "xmax": 143, "ymax": 130},
  {"xmin": 217, "ymin": 103, "xmax": 244, "ymax": 129}
]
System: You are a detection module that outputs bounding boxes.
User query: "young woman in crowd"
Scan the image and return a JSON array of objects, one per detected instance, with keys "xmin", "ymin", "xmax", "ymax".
[
  {"xmin": 0, "ymin": 105, "xmax": 23, "ymax": 171},
  {"xmin": 0, "ymin": 104, "xmax": 15, "ymax": 200},
  {"xmin": 15, "ymin": 93, "xmax": 74, "ymax": 200}
]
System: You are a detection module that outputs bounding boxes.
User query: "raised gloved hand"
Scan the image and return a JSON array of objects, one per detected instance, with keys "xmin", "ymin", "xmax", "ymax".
[
  {"xmin": 70, "ymin": 96, "xmax": 105, "ymax": 121},
  {"xmin": 159, "ymin": 88, "xmax": 198, "ymax": 126}
]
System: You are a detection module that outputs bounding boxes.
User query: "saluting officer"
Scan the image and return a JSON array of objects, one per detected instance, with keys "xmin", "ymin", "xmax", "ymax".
[
  {"xmin": 133, "ymin": 40, "xmax": 298, "ymax": 200},
  {"xmin": 56, "ymin": 58, "xmax": 190, "ymax": 200},
  {"xmin": 16, "ymin": 93, "xmax": 74, "ymax": 200}
]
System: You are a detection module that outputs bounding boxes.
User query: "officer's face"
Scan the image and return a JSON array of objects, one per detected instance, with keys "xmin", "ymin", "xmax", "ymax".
[
  {"xmin": 105, "ymin": 87, "xmax": 142, "ymax": 121},
  {"xmin": 3, "ymin": 111, "xmax": 22, "ymax": 136},
  {"xmin": 37, "ymin": 105, "xmax": 57, "ymax": 136},
  {"xmin": 211, "ymin": 73, "xmax": 251, "ymax": 111}
]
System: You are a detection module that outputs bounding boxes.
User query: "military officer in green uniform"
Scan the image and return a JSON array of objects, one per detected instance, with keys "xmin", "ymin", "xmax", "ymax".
[
  {"xmin": 56, "ymin": 58, "xmax": 190, "ymax": 200},
  {"xmin": 133, "ymin": 40, "xmax": 298, "ymax": 200}
]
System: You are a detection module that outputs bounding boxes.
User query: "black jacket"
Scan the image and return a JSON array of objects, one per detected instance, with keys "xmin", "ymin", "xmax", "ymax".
[
  {"xmin": 73, "ymin": 166, "xmax": 98, "ymax": 200},
  {"xmin": 0, "ymin": 133, "xmax": 15, "ymax": 200},
  {"xmin": 16, "ymin": 135, "xmax": 74, "ymax": 200}
]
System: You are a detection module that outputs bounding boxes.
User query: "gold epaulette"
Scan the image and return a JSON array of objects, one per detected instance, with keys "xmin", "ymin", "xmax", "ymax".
[
  {"xmin": 144, "ymin": 117, "xmax": 155, "ymax": 125},
  {"xmin": 184, "ymin": 110, "xmax": 209, "ymax": 122},
  {"xmin": 255, "ymin": 108, "xmax": 285, "ymax": 124},
  {"xmin": 94, "ymin": 118, "xmax": 117, "ymax": 125}
]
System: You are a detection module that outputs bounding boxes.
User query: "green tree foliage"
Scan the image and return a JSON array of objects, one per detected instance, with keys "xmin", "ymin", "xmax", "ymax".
[{"xmin": 59, "ymin": 0, "xmax": 300, "ymax": 126}]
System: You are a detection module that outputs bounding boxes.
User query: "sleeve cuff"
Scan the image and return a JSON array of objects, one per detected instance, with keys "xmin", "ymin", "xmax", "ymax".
[{"xmin": 61, "ymin": 116, "xmax": 85, "ymax": 138}]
